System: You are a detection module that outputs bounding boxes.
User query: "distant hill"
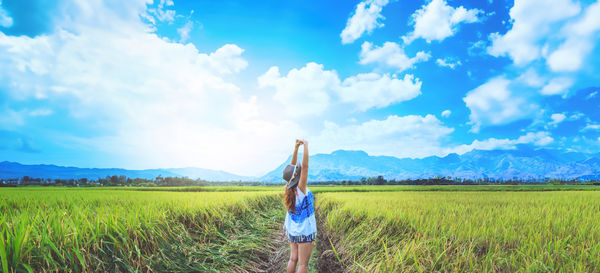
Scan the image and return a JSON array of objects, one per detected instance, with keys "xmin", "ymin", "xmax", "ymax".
[
  {"xmin": 3, "ymin": 145, "xmax": 600, "ymax": 182},
  {"xmin": 160, "ymin": 167, "xmax": 253, "ymax": 182},
  {"xmin": 0, "ymin": 161, "xmax": 255, "ymax": 181},
  {"xmin": 260, "ymin": 145, "xmax": 600, "ymax": 182}
]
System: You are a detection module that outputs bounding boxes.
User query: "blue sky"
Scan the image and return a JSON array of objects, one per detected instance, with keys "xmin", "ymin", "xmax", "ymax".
[{"xmin": 0, "ymin": 0, "xmax": 599, "ymax": 176}]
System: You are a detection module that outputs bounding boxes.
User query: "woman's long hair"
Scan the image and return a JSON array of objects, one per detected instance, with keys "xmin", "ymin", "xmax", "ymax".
[{"xmin": 284, "ymin": 185, "xmax": 297, "ymax": 213}]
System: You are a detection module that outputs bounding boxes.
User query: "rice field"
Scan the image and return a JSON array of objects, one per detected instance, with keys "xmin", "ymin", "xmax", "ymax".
[
  {"xmin": 1, "ymin": 185, "xmax": 599, "ymax": 272},
  {"xmin": 0, "ymin": 187, "xmax": 283, "ymax": 272},
  {"xmin": 317, "ymin": 190, "xmax": 600, "ymax": 272}
]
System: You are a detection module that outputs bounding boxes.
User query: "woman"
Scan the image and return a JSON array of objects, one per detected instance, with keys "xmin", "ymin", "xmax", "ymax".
[{"xmin": 283, "ymin": 139, "xmax": 316, "ymax": 273}]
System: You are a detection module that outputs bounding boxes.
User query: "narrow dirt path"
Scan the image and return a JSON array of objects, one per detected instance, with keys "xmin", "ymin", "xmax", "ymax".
[
  {"xmin": 258, "ymin": 211, "xmax": 344, "ymax": 273},
  {"xmin": 260, "ymin": 224, "xmax": 289, "ymax": 272}
]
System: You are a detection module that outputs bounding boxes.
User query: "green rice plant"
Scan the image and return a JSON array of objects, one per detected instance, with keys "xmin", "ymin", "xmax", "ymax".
[
  {"xmin": 0, "ymin": 187, "xmax": 282, "ymax": 272},
  {"xmin": 317, "ymin": 191, "xmax": 600, "ymax": 272},
  {"xmin": 329, "ymin": 238, "xmax": 342, "ymax": 264},
  {"xmin": 5, "ymin": 185, "xmax": 598, "ymax": 272},
  {"xmin": 309, "ymin": 184, "xmax": 600, "ymax": 193}
]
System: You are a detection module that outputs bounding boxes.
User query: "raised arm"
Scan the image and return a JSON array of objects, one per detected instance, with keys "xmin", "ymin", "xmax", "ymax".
[
  {"xmin": 291, "ymin": 139, "xmax": 301, "ymax": 165},
  {"xmin": 298, "ymin": 140, "xmax": 309, "ymax": 194}
]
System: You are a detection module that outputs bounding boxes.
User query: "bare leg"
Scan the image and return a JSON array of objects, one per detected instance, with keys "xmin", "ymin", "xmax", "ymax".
[
  {"xmin": 297, "ymin": 242, "xmax": 314, "ymax": 273},
  {"xmin": 287, "ymin": 242, "xmax": 298, "ymax": 273}
]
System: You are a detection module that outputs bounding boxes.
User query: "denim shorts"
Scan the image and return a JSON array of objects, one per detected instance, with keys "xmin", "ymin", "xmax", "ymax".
[{"xmin": 287, "ymin": 232, "xmax": 316, "ymax": 243}]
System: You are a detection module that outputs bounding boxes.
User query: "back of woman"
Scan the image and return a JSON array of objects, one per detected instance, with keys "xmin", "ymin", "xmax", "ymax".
[
  {"xmin": 282, "ymin": 139, "xmax": 316, "ymax": 273},
  {"xmin": 284, "ymin": 185, "xmax": 316, "ymax": 243}
]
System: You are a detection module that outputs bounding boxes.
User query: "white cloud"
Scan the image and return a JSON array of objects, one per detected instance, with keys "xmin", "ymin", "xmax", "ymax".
[
  {"xmin": 359, "ymin": 41, "xmax": 431, "ymax": 72},
  {"xmin": 0, "ymin": 0, "xmax": 12, "ymax": 28},
  {"xmin": 0, "ymin": 107, "xmax": 52, "ymax": 127},
  {"xmin": 449, "ymin": 131, "xmax": 554, "ymax": 154},
  {"xmin": 516, "ymin": 68, "xmax": 545, "ymax": 87},
  {"xmin": 436, "ymin": 57, "xmax": 462, "ymax": 69},
  {"xmin": 586, "ymin": 91, "xmax": 598, "ymax": 100},
  {"xmin": 549, "ymin": 113, "xmax": 567, "ymax": 126},
  {"xmin": 312, "ymin": 115, "xmax": 554, "ymax": 158},
  {"xmin": 28, "ymin": 109, "xmax": 53, "ymax": 117},
  {"xmin": 0, "ymin": 109, "xmax": 25, "ymax": 127},
  {"xmin": 147, "ymin": 0, "xmax": 176, "ymax": 23},
  {"xmin": 582, "ymin": 124, "xmax": 600, "ymax": 132},
  {"xmin": 513, "ymin": 131, "xmax": 554, "ymax": 146},
  {"xmin": 516, "ymin": 69, "xmax": 574, "ymax": 97},
  {"xmin": 337, "ymin": 73, "xmax": 421, "ymax": 111},
  {"xmin": 546, "ymin": 38, "xmax": 589, "ymax": 72},
  {"xmin": 487, "ymin": 0, "xmax": 581, "ymax": 66},
  {"xmin": 340, "ymin": 0, "xmax": 390, "ymax": 44},
  {"xmin": 177, "ymin": 20, "xmax": 194, "ymax": 43},
  {"xmin": 569, "ymin": 112, "xmax": 585, "ymax": 120},
  {"xmin": 258, "ymin": 63, "xmax": 422, "ymax": 114},
  {"xmin": 313, "ymin": 114, "xmax": 454, "ymax": 158},
  {"xmin": 258, "ymin": 63, "xmax": 338, "ymax": 117},
  {"xmin": 467, "ymin": 40, "xmax": 487, "ymax": 56},
  {"xmin": 200, "ymin": 44, "xmax": 248, "ymax": 74},
  {"xmin": 463, "ymin": 77, "xmax": 538, "ymax": 132},
  {"xmin": 547, "ymin": 1, "xmax": 600, "ymax": 72},
  {"xmin": 0, "ymin": 0, "xmax": 302, "ymax": 176},
  {"xmin": 441, "ymin": 110, "xmax": 451, "ymax": 117},
  {"xmin": 403, "ymin": 0, "xmax": 482, "ymax": 44},
  {"xmin": 314, "ymin": 115, "xmax": 554, "ymax": 159},
  {"xmin": 540, "ymin": 77, "xmax": 573, "ymax": 96}
]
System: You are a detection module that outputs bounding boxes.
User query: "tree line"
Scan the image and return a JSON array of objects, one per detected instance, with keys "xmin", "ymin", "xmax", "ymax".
[
  {"xmin": 1, "ymin": 175, "xmax": 212, "ymax": 187},
  {"xmin": 306, "ymin": 176, "xmax": 599, "ymax": 186},
  {"xmin": 1, "ymin": 175, "xmax": 598, "ymax": 187}
]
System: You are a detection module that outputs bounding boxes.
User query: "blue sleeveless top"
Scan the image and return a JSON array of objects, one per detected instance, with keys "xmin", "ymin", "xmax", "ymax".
[{"xmin": 284, "ymin": 187, "xmax": 317, "ymax": 237}]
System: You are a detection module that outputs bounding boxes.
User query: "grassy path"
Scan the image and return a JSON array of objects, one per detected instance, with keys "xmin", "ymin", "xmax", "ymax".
[
  {"xmin": 259, "ymin": 209, "xmax": 320, "ymax": 273},
  {"xmin": 150, "ymin": 193, "xmax": 343, "ymax": 272},
  {"xmin": 261, "ymin": 218, "xmax": 339, "ymax": 273},
  {"xmin": 262, "ymin": 194, "xmax": 344, "ymax": 273}
]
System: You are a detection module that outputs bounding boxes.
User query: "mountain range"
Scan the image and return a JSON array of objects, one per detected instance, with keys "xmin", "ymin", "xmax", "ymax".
[
  {"xmin": 0, "ymin": 162, "xmax": 251, "ymax": 182},
  {"xmin": 1, "ymin": 145, "xmax": 599, "ymax": 182},
  {"xmin": 261, "ymin": 145, "xmax": 600, "ymax": 182}
]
